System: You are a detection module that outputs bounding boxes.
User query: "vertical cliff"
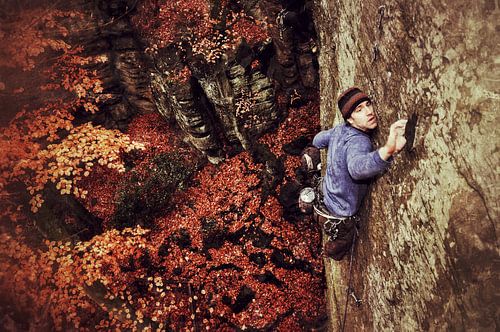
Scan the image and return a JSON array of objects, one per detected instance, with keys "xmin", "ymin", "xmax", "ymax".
[
  {"xmin": 314, "ymin": 0, "xmax": 499, "ymax": 330},
  {"xmin": 138, "ymin": 0, "xmax": 318, "ymax": 161}
]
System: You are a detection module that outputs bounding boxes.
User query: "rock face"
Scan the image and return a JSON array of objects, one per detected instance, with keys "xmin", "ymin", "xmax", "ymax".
[
  {"xmin": 314, "ymin": 0, "xmax": 498, "ymax": 330},
  {"xmin": 90, "ymin": 0, "xmax": 155, "ymax": 128},
  {"xmin": 55, "ymin": 0, "xmax": 156, "ymax": 129}
]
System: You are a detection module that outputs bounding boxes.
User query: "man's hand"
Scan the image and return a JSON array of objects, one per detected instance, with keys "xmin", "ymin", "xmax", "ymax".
[{"xmin": 379, "ymin": 119, "xmax": 408, "ymax": 160}]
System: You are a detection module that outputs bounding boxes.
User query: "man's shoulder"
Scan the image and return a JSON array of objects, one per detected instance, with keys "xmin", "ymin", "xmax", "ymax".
[
  {"xmin": 317, "ymin": 124, "xmax": 342, "ymax": 138},
  {"xmin": 343, "ymin": 126, "xmax": 371, "ymax": 145}
]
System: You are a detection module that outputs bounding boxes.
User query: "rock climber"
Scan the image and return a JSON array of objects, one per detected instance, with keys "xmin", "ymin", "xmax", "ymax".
[{"xmin": 312, "ymin": 87, "xmax": 407, "ymax": 260}]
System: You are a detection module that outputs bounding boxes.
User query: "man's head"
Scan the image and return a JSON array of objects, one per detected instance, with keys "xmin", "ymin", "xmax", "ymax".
[{"xmin": 338, "ymin": 87, "xmax": 377, "ymax": 132}]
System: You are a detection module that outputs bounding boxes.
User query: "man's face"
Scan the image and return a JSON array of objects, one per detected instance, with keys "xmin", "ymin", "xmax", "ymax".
[{"xmin": 347, "ymin": 100, "xmax": 378, "ymax": 132}]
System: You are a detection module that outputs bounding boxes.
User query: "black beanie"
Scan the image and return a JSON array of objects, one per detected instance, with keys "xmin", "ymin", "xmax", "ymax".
[{"xmin": 337, "ymin": 87, "xmax": 371, "ymax": 119}]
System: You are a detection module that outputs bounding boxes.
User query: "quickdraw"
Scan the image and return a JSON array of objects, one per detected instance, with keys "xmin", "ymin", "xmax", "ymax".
[
  {"xmin": 312, "ymin": 177, "xmax": 349, "ymax": 241},
  {"xmin": 323, "ymin": 218, "xmax": 344, "ymax": 241}
]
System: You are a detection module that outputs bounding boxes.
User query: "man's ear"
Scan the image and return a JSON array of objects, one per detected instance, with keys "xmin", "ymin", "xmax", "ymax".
[{"xmin": 346, "ymin": 117, "xmax": 354, "ymax": 125}]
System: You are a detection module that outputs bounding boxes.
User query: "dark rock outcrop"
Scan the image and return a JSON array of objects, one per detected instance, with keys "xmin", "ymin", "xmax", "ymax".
[
  {"xmin": 144, "ymin": 0, "xmax": 318, "ymax": 162},
  {"xmin": 63, "ymin": 0, "xmax": 155, "ymax": 129}
]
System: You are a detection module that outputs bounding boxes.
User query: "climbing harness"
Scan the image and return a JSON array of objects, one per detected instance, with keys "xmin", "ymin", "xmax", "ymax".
[
  {"xmin": 312, "ymin": 178, "xmax": 357, "ymax": 241},
  {"xmin": 316, "ymin": 212, "xmax": 347, "ymax": 241},
  {"xmin": 323, "ymin": 218, "xmax": 343, "ymax": 241}
]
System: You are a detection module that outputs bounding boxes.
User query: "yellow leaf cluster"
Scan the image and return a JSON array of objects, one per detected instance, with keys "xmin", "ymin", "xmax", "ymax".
[
  {"xmin": 11, "ymin": 123, "xmax": 145, "ymax": 212},
  {"xmin": 26, "ymin": 105, "xmax": 75, "ymax": 141},
  {"xmin": 48, "ymin": 227, "xmax": 151, "ymax": 329},
  {"xmin": 0, "ymin": 8, "xmax": 122, "ymax": 217},
  {"xmin": 0, "ymin": 226, "xmax": 154, "ymax": 330},
  {"xmin": 55, "ymin": 56, "xmax": 106, "ymax": 109},
  {"xmin": 0, "ymin": 233, "xmax": 54, "ymax": 319}
]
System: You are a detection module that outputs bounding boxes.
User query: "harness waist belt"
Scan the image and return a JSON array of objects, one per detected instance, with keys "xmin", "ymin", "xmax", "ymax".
[{"xmin": 313, "ymin": 204, "xmax": 347, "ymax": 220}]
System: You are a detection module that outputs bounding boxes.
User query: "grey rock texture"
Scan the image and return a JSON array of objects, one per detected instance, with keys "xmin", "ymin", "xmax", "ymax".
[
  {"xmin": 314, "ymin": 0, "xmax": 499, "ymax": 330},
  {"xmin": 65, "ymin": 0, "xmax": 155, "ymax": 129}
]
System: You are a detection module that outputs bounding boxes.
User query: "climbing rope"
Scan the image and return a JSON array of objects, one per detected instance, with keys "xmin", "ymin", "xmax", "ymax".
[
  {"xmin": 340, "ymin": 230, "xmax": 357, "ymax": 332},
  {"xmin": 313, "ymin": 176, "xmax": 361, "ymax": 330}
]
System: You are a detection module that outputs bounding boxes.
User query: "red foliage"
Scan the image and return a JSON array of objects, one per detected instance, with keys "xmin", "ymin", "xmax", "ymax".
[
  {"xmin": 166, "ymin": 65, "xmax": 192, "ymax": 84},
  {"xmin": 145, "ymin": 151, "xmax": 325, "ymax": 329},
  {"xmin": 76, "ymin": 164, "xmax": 122, "ymax": 222},
  {"xmin": 2, "ymin": 103, "xmax": 325, "ymax": 330},
  {"xmin": 42, "ymin": 98, "xmax": 323, "ymax": 330},
  {"xmin": 0, "ymin": 6, "xmax": 139, "ymax": 214},
  {"xmin": 126, "ymin": 112, "xmax": 193, "ymax": 157},
  {"xmin": 259, "ymin": 99, "xmax": 320, "ymax": 157},
  {"xmin": 229, "ymin": 13, "xmax": 269, "ymax": 46},
  {"xmin": 132, "ymin": 0, "xmax": 270, "ymax": 63},
  {"xmin": 44, "ymin": 49, "xmax": 108, "ymax": 112},
  {"xmin": 0, "ymin": 9, "xmax": 80, "ymax": 70},
  {"xmin": 1, "ymin": 3, "xmax": 324, "ymax": 330},
  {"xmin": 260, "ymin": 98, "xmax": 321, "ymax": 179},
  {"xmin": 133, "ymin": 0, "xmax": 211, "ymax": 48}
]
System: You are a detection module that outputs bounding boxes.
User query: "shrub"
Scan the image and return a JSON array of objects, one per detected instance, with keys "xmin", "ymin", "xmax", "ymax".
[{"xmin": 111, "ymin": 153, "xmax": 194, "ymax": 230}]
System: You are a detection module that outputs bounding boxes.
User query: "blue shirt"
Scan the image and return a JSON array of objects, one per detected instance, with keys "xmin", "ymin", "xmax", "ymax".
[{"xmin": 313, "ymin": 123, "xmax": 391, "ymax": 217}]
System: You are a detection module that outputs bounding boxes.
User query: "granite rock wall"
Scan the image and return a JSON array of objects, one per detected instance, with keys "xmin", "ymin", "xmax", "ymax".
[{"xmin": 314, "ymin": 0, "xmax": 499, "ymax": 330}]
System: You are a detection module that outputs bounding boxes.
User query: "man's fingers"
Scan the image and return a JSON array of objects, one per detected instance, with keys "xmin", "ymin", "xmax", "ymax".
[
  {"xmin": 390, "ymin": 121, "xmax": 407, "ymax": 136},
  {"xmin": 390, "ymin": 120, "xmax": 408, "ymax": 138},
  {"xmin": 393, "ymin": 119, "xmax": 407, "ymax": 128}
]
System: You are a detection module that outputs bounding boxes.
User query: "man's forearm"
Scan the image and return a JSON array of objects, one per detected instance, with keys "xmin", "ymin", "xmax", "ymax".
[
  {"xmin": 347, "ymin": 150, "xmax": 391, "ymax": 180},
  {"xmin": 378, "ymin": 145, "xmax": 395, "ymax": 161}
]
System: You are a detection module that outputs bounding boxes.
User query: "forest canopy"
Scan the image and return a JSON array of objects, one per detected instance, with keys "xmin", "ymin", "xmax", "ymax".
[{"xmin": 0, "ymin": 0, "xmax": 325, "ymax": 330}]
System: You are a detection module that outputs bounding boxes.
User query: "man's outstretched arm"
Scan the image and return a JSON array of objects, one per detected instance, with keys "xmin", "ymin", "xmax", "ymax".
[
  {"xmin": 346, "ymin": 137, "xmax": 391, "ymax": 180},
  {"xmin": 347, "ymin": 119, "xmax": 407, "ymax": 180}
]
